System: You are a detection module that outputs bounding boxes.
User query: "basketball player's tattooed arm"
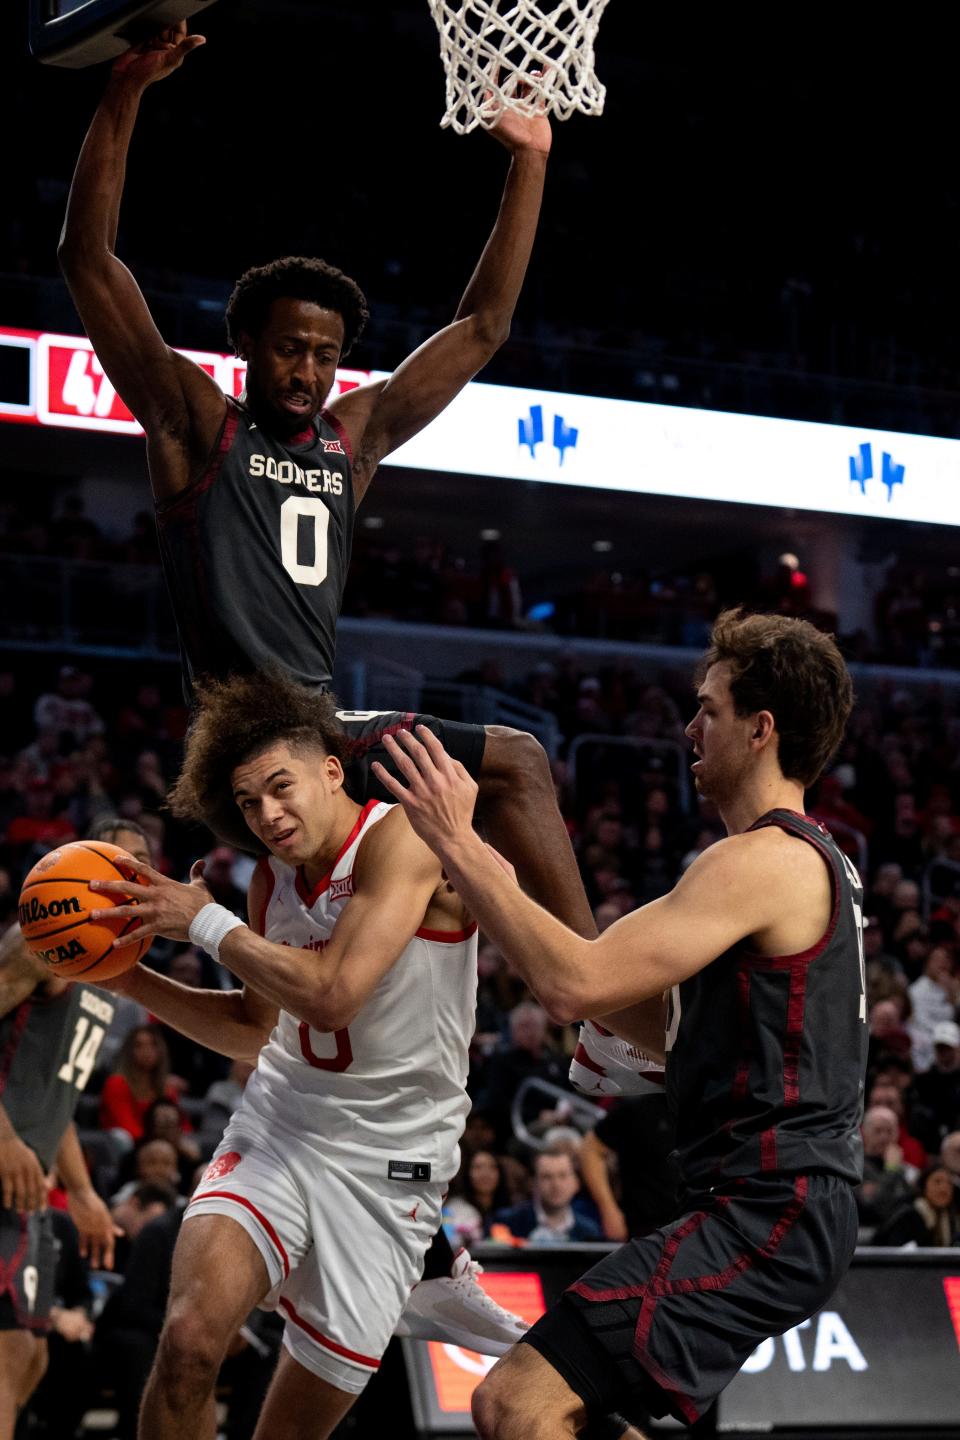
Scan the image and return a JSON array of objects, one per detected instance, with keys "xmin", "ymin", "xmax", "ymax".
[
  {"xmin": 58, "ymin": 23, "xmax": 224, "ymax": 500},
  {"xmin": 92, "ymin": 811, "xmax": 445, "ymax": 1032},
  {"xmin": 330, "ymin": 106, "xmax": 552, "ymax": 504},
  {"xmin": 0, "ymin": 927, "xmax": 52, "ymax": 1211}
]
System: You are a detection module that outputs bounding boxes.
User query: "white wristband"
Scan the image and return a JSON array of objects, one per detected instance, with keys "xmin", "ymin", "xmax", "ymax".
[{"xmin": 188, "ymin": 903, "xmax": 246, "ymax": 962}]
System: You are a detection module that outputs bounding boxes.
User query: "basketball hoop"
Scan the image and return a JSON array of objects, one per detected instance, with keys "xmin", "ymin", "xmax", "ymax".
[{"xmin": 427, "ymin": 0, "xmax": 611, "ymax": 135}]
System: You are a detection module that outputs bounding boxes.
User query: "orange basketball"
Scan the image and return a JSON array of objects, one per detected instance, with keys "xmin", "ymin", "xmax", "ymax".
[{"xmin": 18, "ymin": 840, "xmax": 149, "ymax": 981}]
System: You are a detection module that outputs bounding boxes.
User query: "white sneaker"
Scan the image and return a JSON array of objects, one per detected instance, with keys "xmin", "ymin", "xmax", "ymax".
[
  {"xmin": 568, "ymin": 1020, "xmax": 666, "ymax": 1097},
  {"xmin": 395, "ymin": 1247, "xmax": 528, "ymax": 1355}
]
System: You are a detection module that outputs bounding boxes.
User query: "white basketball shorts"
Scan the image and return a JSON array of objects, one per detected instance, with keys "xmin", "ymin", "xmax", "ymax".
[{"xmin": 186, "ymin": 1116, "xmax": 444, "ymax": 1393}]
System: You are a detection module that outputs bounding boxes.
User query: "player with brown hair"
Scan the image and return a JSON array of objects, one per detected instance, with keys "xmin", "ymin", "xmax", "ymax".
[
  {"xmin": 87, "ymin": 670, "xmax": 495, "ymax": 1439},
  {"xmin": 375, "ymin": 610, "xmax": 868, "ymax": 1438}
]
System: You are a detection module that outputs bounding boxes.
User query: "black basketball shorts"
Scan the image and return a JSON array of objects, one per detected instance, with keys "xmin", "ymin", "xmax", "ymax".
[
  {"xmin": 0, "ymin": 1206, "xmax": 57, "ymax": 1333},
  {"xmin": 522, "ymin": 1173, "xmax": 858, "ymax": 1428},
  {"xmin": 336, "ymin": 710, "xmax": 487, "ymax": 804}
]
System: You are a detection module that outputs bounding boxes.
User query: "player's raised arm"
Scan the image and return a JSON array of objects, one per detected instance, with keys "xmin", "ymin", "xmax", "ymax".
[
  {"xmin": 58, "ymin": 23, "xmax": 225, "ymax": 499},
  {"xmin": 330, "ymin": 104, "xmax": 551, "ymax": 502},
  {"xmin": 372, "ymin": 727, "xmax": 787, "ymax": 1022}
]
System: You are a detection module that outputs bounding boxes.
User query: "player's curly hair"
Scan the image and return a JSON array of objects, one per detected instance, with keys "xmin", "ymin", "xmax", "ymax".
[
  {"xmin": 695, "ymin": 609, "xmax": 853, "ymax": 788},
  {"xmin": 169, "ymin": 671, "xmax": 347, "ymax": 851},
  {"xmin": 225, "ymin": 256, "xmax": 369, "ymax": 358}
]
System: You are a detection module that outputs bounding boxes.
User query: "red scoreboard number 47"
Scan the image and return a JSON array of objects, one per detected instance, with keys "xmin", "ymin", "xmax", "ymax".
[{"xmin": 36, "ymin": 334, "xmax": 367, "ymax": 433}]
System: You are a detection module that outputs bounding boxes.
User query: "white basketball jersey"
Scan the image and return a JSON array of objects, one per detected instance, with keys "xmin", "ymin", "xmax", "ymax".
[{"xmin": 241, "ymin": 801, "xmax": 478, "ymax": 1182}]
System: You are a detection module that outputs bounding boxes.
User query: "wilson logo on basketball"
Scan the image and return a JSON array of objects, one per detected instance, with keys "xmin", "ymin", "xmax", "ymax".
[
  {"xmin": 37, "ymin": 938, "xmax": 86, "ymax": 965},
  {"xmin": 18, "ymin": 895, "xmax": 82, "ymax": 926},
  {"xmin": 329, "ymin": 876, "xmax": 353, "ymax": 901},
  {"xmin": 203, "ymin": 1151, "xmax": 242, "ymax": 1183}
]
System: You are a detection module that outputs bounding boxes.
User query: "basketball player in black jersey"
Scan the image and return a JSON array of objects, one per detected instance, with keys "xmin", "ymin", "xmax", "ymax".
[
  {"xmin": 377, "ymin": 610, "xmax": 869, "ymax": 1439},
  {"xmin": 0, "ymin": 820, "xmax": 149, "ymax": 1438},
  {"xmin": 58, "ymin": 21, "xmax": 595, "ymax": 947},
  {"xmin": 58, "ymin": 18, "xmax": 584, "ymax": 1363}
]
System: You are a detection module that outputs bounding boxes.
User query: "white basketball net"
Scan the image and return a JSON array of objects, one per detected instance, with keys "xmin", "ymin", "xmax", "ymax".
[{"xmin": 428, "ymin": 0, "xmax": 610, "ymax": 135}]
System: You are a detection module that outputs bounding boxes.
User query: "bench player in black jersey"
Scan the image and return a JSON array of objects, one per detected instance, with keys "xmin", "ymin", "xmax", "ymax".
[
  {"xmin": 0, "ymin": 820, "xmax": 147, "ymax": 1437},
  {"xmin": 376, "ymin": 610, "xmax": 869, "ymax": 1439},
  {"xmin": 57, "ymin": 22, "xmax": 595, "ymax": 948}
]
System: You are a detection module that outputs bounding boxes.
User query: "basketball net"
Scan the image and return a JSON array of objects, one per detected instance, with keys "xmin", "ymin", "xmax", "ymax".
[{"xmin": 428, "ymin": 0, "xmax": 610, "ymax": 134}]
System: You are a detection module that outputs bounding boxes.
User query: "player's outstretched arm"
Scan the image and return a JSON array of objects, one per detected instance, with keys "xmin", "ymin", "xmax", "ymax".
[
  {"xmin": 330, "ymin": 106, "xmax": 551, "ymax": 502},
  {"xmin": 372, "ymin": 728, "xmax": 776, "ymax": 1021},
  {"xmin": 58, "ymin": 23, "xmax": 225, "ymax": 498}
]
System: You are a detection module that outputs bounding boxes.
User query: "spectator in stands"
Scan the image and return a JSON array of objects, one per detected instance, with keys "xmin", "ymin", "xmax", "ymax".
[
  {"xmin": 130, "ymin": 1099, "xmax": 200, "ymax": 1192},
  {"xmin": 199, "ymin": 1059, "xmax": 254, "ymax": 1155},
  {"xmin": 33, "ymin": 664, "xmax": 105, "ymax": 748},
  {"xmin": 108, "ymin": 1180, "xmax": 178, "ymax": 1273},
  {"xmin": 866, "ymin": 1081, "xmax": 927, "ymax": 1168},
  {"xmin": 476, "ymin": 1001, "xmax": 570, "ymax": 1149},
  {"xmin": 447, "ymin": 1150, "xmax": 513, "ymax": 1244},
  {"xmin": 98, "ymin": 1025, "xmax": 183, "ymax": 1143},
  {"xmin": 462, "ymin": 1150, "xmax": 512, "ymax": 1230},
  {"xmin": 869, "ymin": 861, "xmax": 904, "ymax": 936},
  {"xmin": 856, "ymin": 1105, "xmax": 916, "ymax": 1232},
  {"xmin": 492, "ymin": 1146, "xmax": 600, "ymax": 1244},
  {"xmin": 909, "ymin": 945, "xmax": 960, "ymax": 1071},
  {"xmin": 112, "ymin": 1140, "xmax": 182, "ymax": 1206},
  {"xmin": 914, "ymin": 1021, "xmax": 960, "ymax": 1142},
  {"xmin": 941, "ymin": 1130, "xmax": 960, "ymax": 1197},
  {"xmin": 154, "ymin": 948, "xmax": 228, "ymax": 1095},
  {"xmin": 873, "ymin": 1165, "xmax": 959, "ymax": 1247},
  {"xmin": 4, "ymin": 779, "xmax": 76, "ymax": 858},
  {"xmin": 868, "ymin": 997, "xmax": 913, "ymax": 1066}
]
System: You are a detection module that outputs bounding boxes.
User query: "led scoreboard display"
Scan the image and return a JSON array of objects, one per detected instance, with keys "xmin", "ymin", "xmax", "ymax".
[
  {"xmin": 29, "ymin": 0, "xmax": 219, "ymax": 67},
  {"xmin": 0, "ymin": 327, "xmax": 368, "ymax": 431}
]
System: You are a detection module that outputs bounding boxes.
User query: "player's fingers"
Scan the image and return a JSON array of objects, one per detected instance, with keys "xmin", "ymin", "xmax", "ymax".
[
  {"xmin": 189, "ymin": 859, "xmax": 207, "ymax": 883},
  {"xmin": 88, "ymin": 877, "xmax": 149, "ymax": 898},
  {"xmin": 451, "ymin": 758, "xmax": 476, "ymax": 787},
  {"xmin": 369, "ymin": 761, "xmax": 408, "ymax": 800},
  {"xmin": 2, "ymin": 1173, "xmax": 13, "ymax": 1209},
  {"xmin": 89, "ymin": 903, "xmax": 141, "ymax": 922},
  {"xmin": 382, "ymin": 732, "xmax": 427, "ymax": 783},
  {"xmin": 414, "ymin": 725, "xmax": 456, "ymax": 775},
  {"xmin": 115, "ymin": 857, "xmax": 163, "ymax": 884},
  {"xmin": 102, "ymin": 1224, "xmax": 122, "ymax": 1272},
  {"xmin": 113, "ymin": 925, "xmax": 155, "ymax": 950}
]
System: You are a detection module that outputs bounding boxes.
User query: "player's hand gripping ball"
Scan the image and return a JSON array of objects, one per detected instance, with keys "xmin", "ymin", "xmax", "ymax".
[{"xmin": 18, "ymin": 841, "xmax": 149, "ymax": 981}]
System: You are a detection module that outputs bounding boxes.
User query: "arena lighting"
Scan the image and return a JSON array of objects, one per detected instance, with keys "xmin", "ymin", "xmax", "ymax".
[
  {"xmin": 5, "ymin": 325, "xmax": 960, "ymax": 528},
  {"xmin": 29, "ymin": 0, "xmax": 219, "ymax": 68}
]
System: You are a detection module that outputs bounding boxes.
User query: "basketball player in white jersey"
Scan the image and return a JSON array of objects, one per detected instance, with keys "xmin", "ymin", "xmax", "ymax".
[{"xmin": 88, "ymin": 672, "xmax": 495, "ymax": 1439}]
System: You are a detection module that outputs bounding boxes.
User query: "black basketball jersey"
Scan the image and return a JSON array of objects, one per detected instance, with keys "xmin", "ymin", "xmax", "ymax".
[
  {"xmin": 0, "ymin": 984, "xmax": 115, "ymax": 1169},
  {"xmin": 666, "ymin": 810, "xmax": 868, "ymax": 1188},
  {"xmin": 155, "ymin": 398, "xmax": 354, "ymax": 696}
]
